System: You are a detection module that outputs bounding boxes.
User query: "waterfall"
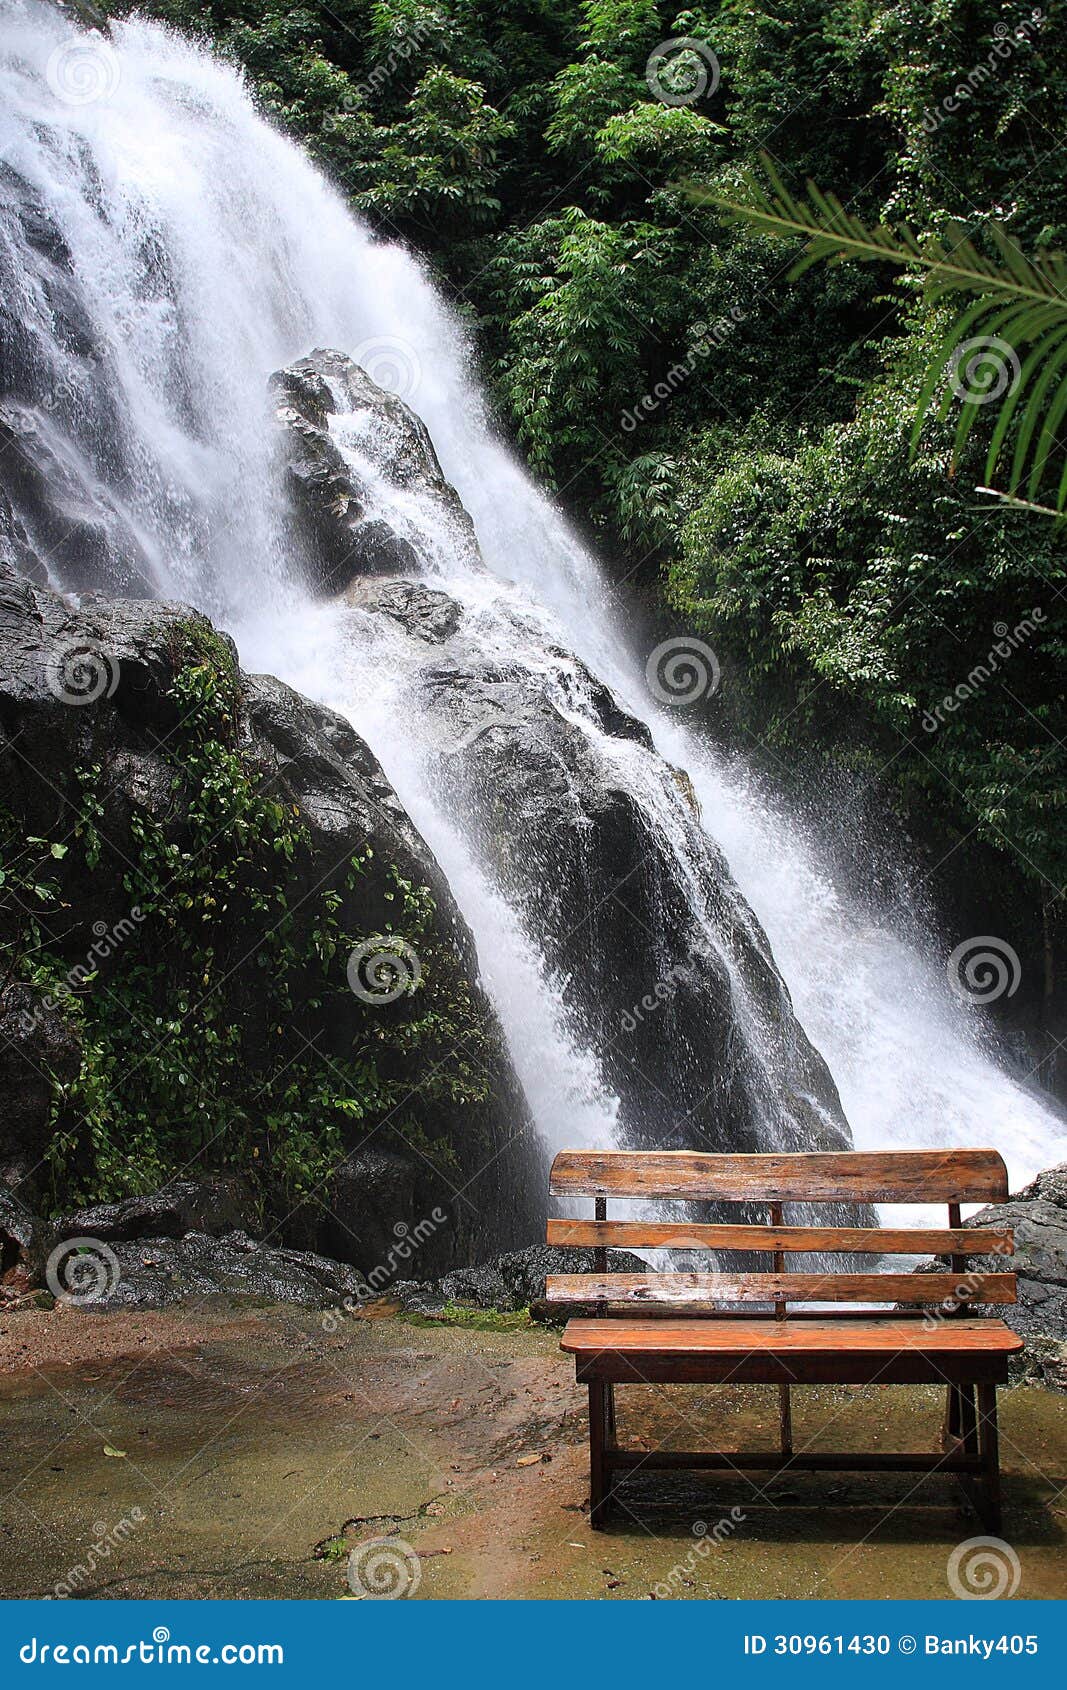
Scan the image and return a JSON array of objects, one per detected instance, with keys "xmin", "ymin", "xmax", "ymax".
[{"xmin": 2, "ymin": 0, "xmax": 1063, "ymax": 1205}]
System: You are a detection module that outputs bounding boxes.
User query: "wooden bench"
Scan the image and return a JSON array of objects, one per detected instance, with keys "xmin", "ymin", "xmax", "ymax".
[{"xmin": 546, "ymin": 1148, "xmax": 1022, "ymax": 1530}]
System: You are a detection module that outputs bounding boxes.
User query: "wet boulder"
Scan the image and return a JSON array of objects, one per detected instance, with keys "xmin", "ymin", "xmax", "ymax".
[{"xmin": 270, "ymin": 349, "xmax": 479, "ymax": 593}]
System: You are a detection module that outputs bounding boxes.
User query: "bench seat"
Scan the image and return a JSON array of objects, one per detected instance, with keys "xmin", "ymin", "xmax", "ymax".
[{"xmin": 562, "ymin": 1316, "xmax": 1024, "ymax": 1385}]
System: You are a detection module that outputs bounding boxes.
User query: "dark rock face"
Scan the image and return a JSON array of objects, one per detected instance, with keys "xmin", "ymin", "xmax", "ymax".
[
  {"xmin": 49, "ymin": 1176, "xmax": 255, "ymax": 1246},
  {"xmin": 270, "ymin": 350, "xmax": 853, "ymax": 1169},
  {"xmin": 390, "ymin": 1242, "xmax": 649, "ymax": 1315},
  {"xmin": 0, "ymin": 567, "xmax": 543, "ymax": 1268},
  {"xmin": 961, "ymin": 1163, "xmax": 1067, "ymax": 1341},
  {"xmin": 75, "ymin": 1230, "xmax": 370, "ymax": 1312},
  {"xmin": 270, "ymin": 350, "xmax": 479, "ymax": 594}
]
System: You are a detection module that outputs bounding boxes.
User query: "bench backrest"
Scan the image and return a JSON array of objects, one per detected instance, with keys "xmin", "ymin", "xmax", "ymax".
[{"xmin": 544, "ymin": 1149, "xmax": 1015, "ymax": 1313}]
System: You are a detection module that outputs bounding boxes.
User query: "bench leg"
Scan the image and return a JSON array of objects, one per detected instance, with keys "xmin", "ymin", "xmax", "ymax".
[
  {"xmin": 588, "ymin": 1382, "xmax": 612, "ymax": 1529},
  {"xmin": 976, "ymin": 1384, "xmax": 1002, "ymax": 1534},
  {"xmin": 942, "ymin": 1383, "xmax": 962, "ymax": 1450}
]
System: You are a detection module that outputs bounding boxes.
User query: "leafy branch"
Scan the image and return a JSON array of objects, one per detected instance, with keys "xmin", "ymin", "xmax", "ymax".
[{"xmin": 702, "ymin": 157, "xmax": 1067, "ymax": 515}]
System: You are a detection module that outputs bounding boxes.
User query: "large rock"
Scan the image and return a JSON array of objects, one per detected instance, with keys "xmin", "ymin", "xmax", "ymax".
[
  {"xmin": 390, "ymin": 1242, "xmax": 649, "ymax": 1315},
  {"xmin": 270, "ymin": 350, "xmax": 480, "ymax": 594},
  {"xmin": 961, "ymin": 1163, "xmax": 1067, "ymax": 1340},
  {"xmin": 0, "ymin": 567, "xmax": 542, "ymax": 1266},
  {"xmin": 51, "ymin": 1229, "xmax": 372, "ymax": 1312},
  {"xmin": 48, "ymin": 1176, "xmax": 255, "ymax": 1246}
]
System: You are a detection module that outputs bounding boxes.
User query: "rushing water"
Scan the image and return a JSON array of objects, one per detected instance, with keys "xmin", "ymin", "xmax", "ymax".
[{"xmin": 2, "ymin": 0, "xmax": 1064, "ymax": 1206}]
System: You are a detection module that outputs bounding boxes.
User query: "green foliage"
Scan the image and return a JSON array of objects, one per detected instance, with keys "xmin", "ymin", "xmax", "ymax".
[
  {"xmin": 1, "ymin": 649, "xmax": 497, "ymax": 1209},
  {"xmin": 674, "ymin": 371, "xmax": 1067, "ymax": 898},
  {"xmin": 709, "ymin": 157, "xmax": 1067, "ymax": 512}
]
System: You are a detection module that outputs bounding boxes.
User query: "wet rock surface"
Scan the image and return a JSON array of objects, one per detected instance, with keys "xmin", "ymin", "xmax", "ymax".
[
  {"xmin": 961, "ymin": 1162, "xmax": 1067, "ymax": 1342},
  {"xmin": 270, "ymin": 349, "xmax": 479, "ymax": 593},
  {"xmin": 341, "ymin": 569, "xmax": 855, "ymax": 1171},
  {"xmin": 83, "ymin": 1230, "xmax": 370, "ymax": 1311},
  {"xmin": 0, "ymin": 568, "xmax": 541, "ymax": 1265},
  {"xmin": 390, "ymin": 1243, "xmax": 648, "ymax": 1315}
]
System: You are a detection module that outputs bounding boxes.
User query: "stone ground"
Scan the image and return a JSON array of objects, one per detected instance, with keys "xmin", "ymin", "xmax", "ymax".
[{"xmin": 0, "ymin": 1304, "xmax": 1065, "ymax": 1601}]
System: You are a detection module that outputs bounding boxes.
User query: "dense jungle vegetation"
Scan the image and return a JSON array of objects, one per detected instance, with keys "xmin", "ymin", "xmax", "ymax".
[{"xmin": 103, "ymin": 0, "xmax": 1066, "ymax": 990}]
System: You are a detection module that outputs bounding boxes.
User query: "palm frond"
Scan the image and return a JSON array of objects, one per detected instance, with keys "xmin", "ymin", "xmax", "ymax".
[{"xmin": 699, "ymin": 157, "xmax": 1067, "ymax": 514}]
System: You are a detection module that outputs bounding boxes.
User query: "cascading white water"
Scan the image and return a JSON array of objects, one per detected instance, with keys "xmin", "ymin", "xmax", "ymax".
[{"xmin": 2, "ymin": 0, "xmax": 1064, "ymax": 1202}]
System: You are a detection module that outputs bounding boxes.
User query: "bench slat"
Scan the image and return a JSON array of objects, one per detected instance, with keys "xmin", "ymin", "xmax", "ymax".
[
  {"xmin": 548, "ymin": 1148, "xmax": 1008, "ymax": 1203},
  {"xmin": 545, "ymin": 1272, "xmax": 1017, "ymax": 1306},
  {"xmin": 546, "ymin": 1219, "xmax": 1013, "ymax": 1255},
  {"xmin": 560, "ymin": 1317, "xmax": 1024, "ymax": 1355}
]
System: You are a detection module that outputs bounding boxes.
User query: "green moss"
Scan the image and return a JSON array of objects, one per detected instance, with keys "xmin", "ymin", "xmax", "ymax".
[
  {"xmin": 400, "ymin": 1303, "xmax": 534, "ymax": 1332},
  {"xmin": 1, "ymin": 657, "xmax": 497, "ymax": 1210}
]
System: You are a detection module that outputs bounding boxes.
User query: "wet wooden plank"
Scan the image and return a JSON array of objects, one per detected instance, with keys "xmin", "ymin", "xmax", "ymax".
[
  {"xmin": 560, "ymin": 1316, "xmax": 1024, "ymax": 1354},
  {"xmin": 546, "ymin": 1219, "xmax": 1013, "ymax": 1255},
  {"xmin": 548, "ymin": 1149, "xmax": 1009, "ymax": 1202},
  {"xmin": 546, "ymin": 1272, "xmax": 1016, "ymax": 1306}
]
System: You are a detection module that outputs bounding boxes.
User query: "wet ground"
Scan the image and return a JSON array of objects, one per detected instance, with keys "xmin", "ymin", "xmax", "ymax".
[{"xmin": 1, "ymin": 1304, "xmax": 1065, "ymax": 1601}]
